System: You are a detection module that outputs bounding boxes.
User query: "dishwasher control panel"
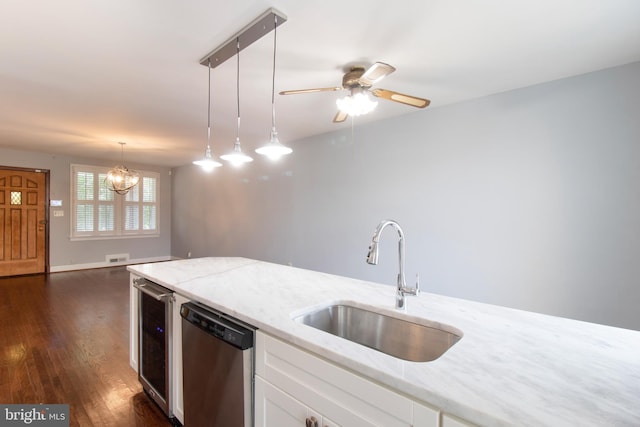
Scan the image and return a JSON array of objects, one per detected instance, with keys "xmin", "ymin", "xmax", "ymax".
[{"xmin": 180, "ymin": 302, "xmax": 254, "ymax": 350}]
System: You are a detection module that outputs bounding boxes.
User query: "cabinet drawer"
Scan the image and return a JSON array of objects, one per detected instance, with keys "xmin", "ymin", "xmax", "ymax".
[
  {"xmin": 255, "ymin": 376, "xmax": 327, "ymax": 427},
  {"xmin": 257, "ymin": 331, "xmax": 431, "ymax": 427}
]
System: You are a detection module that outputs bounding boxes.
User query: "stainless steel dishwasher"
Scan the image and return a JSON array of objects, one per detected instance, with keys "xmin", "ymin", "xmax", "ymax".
[{"xmin": 180, "ymin": 302, "xmax": 255, "ymax": 427}]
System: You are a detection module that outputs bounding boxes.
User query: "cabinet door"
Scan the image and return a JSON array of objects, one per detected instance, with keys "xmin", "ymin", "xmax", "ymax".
[
  {"xmin": 412, "ymin": 401, "xmax": 439, "ymax": 427},
  {"xmin": 256, "ymin": 331, "xmax": 409, "ymax": 427},
  {"xmin": 255, "ymin": 376, "xmax": 322, "ymax": 427},
  {"xmin": 129, "ymin": 274, "xmax": 139, "ymax": 372},
  {"xmin": 171, "ymin": 292, "xmax": 189, "ymax": 425}
]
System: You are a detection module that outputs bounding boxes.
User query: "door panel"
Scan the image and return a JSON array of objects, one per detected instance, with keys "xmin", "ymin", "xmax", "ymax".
[{"xmin": 0, "ymin": 169, "xmax": 47, "ymax": 276}]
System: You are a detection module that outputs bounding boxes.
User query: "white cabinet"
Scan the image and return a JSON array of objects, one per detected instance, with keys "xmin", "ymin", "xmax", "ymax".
[
  {"xmin": 129, "ymin": 274, "xmax": 140, "ymax": 372},
  {"xmin": 255, "ymin": 376, "xmax": 329, "ymax": 427},
  {"xmin": 255, "ymin": 331, "xmax": 439, "ymax": 427},
  {"xmin": 413, "ymin": 402, "xmax": 442, "ymax": 427},
  {"xmin": 171, "ymin": 292, "xmax": 188, "ymax": 424}
]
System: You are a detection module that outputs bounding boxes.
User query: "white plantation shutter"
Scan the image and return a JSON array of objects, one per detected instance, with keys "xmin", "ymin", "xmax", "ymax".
[
  {"xmin": 125, "ymin": 205, "xmax": 139, "ymax": 231},
  {"xmin": 98, "ymin": 173, "xmax": 115, "ymax": 232},
  {"xmin": 71, "ymin": 165, "xmax": 159, "ymax": 239},
  {"xmin": 124, "ymin": 183, "xmax": 139, "ymax": 232},
  {"xmin": 98, "ymin": 205, "xmax": 114, "ymax": 231},
  {"xmin": 76, "ymin": 172, "xmax": 94, "ymax": 200},
  {"xmin": 143, "ymin": 177, "xmax": 155, "ymax": 202},
  {"xmin": 142, "ymin": 177, "xmax": 156, "ymax": 230},
  {"xmin": 76, "ymin": 204, "xmax": 93, "ymax": 232},
  {"xmin": 126, "ymin": 186, "xmax": 139, "ymax": 202},
  {"xmin": 75, "ymin": 172, "xmax": 95, "ymax": 233},
  {"xmin": 143, "ymin": 205, "xmax": 156, "ymax": 230},
  {"xmin": 71, "ymin": 172, "xmax": 94, "ymax": 232}
]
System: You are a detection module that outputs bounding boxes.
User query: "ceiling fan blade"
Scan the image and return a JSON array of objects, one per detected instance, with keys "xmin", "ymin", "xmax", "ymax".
[
  {"xmin": 358, "ymin": 62, "xmax": 396, "ymax": 86},
  {"xmin": 371, "ymin": 88, "xmax": 431, "ymax": 108},
  {"xmin": 279, "ymin": 87, "xmax": 343, "ymax": 95},
  {"xmin": 333, "ymin": 110, "xmax": 348, "ymax": 123}
]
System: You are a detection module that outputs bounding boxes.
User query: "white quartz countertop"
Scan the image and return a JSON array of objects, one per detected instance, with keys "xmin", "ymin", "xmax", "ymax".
[{"xmin": 128, "ymin": 257, "xmax": 640, "ymax": 427}]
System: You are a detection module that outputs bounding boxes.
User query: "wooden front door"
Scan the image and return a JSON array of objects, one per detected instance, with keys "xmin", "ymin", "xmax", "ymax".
[{"xmin": 0, "ymin": 169, "xmax": 48, "ymax": 276}]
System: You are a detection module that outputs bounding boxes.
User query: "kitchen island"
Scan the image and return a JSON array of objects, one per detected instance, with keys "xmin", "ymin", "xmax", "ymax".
[{"xmin": 128, "ymin": 257, "xmax": 640, "ymax": 426}]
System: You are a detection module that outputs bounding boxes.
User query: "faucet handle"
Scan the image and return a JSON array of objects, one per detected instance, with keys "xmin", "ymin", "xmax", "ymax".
[{"xmin": 414, "ymin": 273, "xmax": 420, "ymax": 295}]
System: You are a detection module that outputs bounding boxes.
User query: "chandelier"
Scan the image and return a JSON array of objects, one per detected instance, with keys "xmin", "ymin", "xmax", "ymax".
[{"xmin": 105, "ymin": 142, "xmax": 139, "ymax": 195}]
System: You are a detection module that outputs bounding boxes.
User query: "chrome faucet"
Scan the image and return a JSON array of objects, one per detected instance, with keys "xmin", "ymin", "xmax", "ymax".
[{"xmin": 366, "ymin": 219, "xmax": 419, "ymax": 310}]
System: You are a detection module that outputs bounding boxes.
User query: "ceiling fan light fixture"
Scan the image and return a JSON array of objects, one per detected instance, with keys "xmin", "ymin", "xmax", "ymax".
[
  {"xmin": 336, "ymin": 91, "xmax": 378, "ymax": 117},
  {"xmin": 281, "ymin": 61, "xmax": 428, "ymax": 123}
]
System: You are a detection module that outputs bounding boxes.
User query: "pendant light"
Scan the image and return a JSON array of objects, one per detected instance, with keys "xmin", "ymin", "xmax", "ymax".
[
  {"xmin": 255, "ymin": 14, "xmax": 292, "ymax": 160},
  {"xmin": 193, "ymin": 60, "xmax": 223, "ymax": 172},
  {"xmin": 220, "ymin": 38, "xmax": 253, "ymax": 166},
  {"xmin": 105, "ymin": 142, "xmax": 139, "ymax": 195}
]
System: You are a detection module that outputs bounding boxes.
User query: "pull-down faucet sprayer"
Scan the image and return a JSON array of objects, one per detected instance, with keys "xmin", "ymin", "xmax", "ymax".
[{"xmin": 366, "ymin": 219, "xmax": 419, "ymax": 310}]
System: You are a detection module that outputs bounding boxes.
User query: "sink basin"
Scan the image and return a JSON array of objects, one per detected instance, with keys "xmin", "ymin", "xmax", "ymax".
[{"xmin": 294, "ymin": 304, "xmax": 462, "ymax": 362}]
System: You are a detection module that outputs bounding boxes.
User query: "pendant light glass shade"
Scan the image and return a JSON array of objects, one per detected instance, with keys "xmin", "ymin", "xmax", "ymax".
[
  {"xmin": 220, "ymin": 136, "xmax": 254, "ymax": 166},
  {"xmin": 193, "ymin": 143, "xmax": 221, "ymax": 172},
  {"xmin": 256, "ymin": 128, "xmax": 292, "ymax": 160},
  {"xmin": 105, "ymin": 142, "xmax": 139, "ymax": 195},
  {"xmin": 256, "ymin": 14, "xmax": 292, "ymax": 160},
  {"xmin": 193, "ymin": 61, "xmax": 222, "ymax": 172},
  {"xmin": 221, "ymin": 39, "xmax": 253, "ymax": 166}
]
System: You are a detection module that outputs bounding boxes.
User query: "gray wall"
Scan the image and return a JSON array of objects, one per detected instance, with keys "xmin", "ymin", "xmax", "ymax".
[
  {"xmin": 171, "ymin": 61, "xmax": 640, "ymax": 331},
  {"xmin": 1, "ymin": 147, "xmax": 172, "ymax": 269}
]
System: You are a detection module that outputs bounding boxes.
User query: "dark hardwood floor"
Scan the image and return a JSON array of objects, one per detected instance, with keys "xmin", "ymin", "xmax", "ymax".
[{"xmin": 0, "ymin": 267, "xmax": 173, "ymax": 427}]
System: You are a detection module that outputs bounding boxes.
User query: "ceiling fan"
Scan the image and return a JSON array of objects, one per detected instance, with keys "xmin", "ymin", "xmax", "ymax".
[{"xmin": 279, "ymin": 62, "xmax": 430, "ymax": 122}]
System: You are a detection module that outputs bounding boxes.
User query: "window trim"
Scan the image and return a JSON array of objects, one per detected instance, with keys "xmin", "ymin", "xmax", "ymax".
[{"xmin": 70, "ymin": 164, "xmax": 160, "ymax": 240}]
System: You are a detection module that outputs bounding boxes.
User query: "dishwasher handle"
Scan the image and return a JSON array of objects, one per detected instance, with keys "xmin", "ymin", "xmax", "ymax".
[{"xmin": 133, "ymin": 278, "xmax": 173, "ymax": 301}]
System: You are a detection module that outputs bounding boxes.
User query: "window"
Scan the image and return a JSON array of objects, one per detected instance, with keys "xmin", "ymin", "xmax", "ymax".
[
  {"xmin": 71, "ymin": 164, "xmax": 160, "ymax": 239},
  {"xmin": 10, "ymin": 191, "xmax": 22, "ymax": 205}
]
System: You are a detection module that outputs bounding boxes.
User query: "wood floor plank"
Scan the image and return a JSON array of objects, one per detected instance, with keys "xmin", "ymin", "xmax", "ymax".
[{"xmin": 0, "ymin": 267, "xmax": 173, "ymax": 427}]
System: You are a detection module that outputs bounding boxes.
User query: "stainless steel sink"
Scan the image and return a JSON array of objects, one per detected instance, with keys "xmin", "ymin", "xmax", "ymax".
[{"xmin": 294, "ymin": 304, "xmax": 462, "ymax": 362}]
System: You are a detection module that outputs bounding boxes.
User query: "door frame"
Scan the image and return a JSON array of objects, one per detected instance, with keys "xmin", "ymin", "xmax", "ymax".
[{"xmin": 0, "ymin": 165, "xmax": 50, "ymax": 274}]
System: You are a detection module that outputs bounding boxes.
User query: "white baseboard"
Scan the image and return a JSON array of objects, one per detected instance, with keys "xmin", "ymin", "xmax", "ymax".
[{"xmin": 50, "ymin": 255, "xmax": 174, "ymax": 272}]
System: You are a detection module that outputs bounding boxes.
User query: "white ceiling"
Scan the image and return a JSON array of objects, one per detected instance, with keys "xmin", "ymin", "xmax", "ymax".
[{"xmin": 1, "ymin": 0, "xmax": 639, "ymax": 167}]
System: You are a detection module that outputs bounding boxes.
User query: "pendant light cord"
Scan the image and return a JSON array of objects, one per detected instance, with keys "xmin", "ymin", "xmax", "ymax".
[
  {"xmin": 271, "ymin": 15, "xmax": 277, "ymax": 129},
  {"xmin": 207, "ymin": 60, "xmax": 212, "ymax": 147},
  {"xmin": 236, "ymin": 38, "xmax": 241, "ymax": 142}
]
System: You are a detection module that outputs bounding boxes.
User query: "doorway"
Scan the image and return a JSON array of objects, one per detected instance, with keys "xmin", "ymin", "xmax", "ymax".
[{"xmin": 0, "ymin": 167, "xmax": 49, "ymax": 276}]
